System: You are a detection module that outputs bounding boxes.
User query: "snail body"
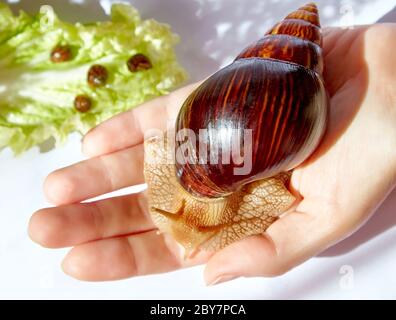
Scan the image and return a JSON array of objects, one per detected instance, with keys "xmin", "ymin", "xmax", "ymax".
[{"xmin": 144, "ymin": 3, "xmax": 329, "ymax": 253}]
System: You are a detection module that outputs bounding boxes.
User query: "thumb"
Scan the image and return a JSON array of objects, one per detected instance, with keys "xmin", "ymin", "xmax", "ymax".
[{"xmin": 204, "ymin": 234, "xmax": 283, "ymax": 286}]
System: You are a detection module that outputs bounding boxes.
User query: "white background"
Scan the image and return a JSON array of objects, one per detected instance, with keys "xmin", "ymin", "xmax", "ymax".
[{"xmin": 1, "ymin": 0, "xmax": 396, "ymax": 299}]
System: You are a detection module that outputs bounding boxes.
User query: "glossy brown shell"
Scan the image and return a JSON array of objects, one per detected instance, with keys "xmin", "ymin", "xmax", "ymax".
[{"xmin": 175, "ymin": 3, "xmax": 328, "ymax": 198}]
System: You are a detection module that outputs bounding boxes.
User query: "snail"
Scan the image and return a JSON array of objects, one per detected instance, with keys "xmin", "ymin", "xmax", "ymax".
[{"xmin": 144, "ymin": 3, "xmax": 329, "ymax": 255}]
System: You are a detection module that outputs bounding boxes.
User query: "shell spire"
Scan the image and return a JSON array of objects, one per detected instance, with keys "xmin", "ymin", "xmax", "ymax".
[
  {"xmin": 237, "ymin": 2, "xmax": 323, "ymax": 74},
  {"xmin": 298, "ymin": 3, "xmax": 319, "ymax": 15}
]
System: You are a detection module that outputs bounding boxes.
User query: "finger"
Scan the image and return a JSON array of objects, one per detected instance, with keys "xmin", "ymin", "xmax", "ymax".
[
  {"xmin": 82, "ymin": 83, "xmax": 200, "ymax": 158},
  {"xmin": 29, "ymin": 194, "xmax": 154, "ymax": 248},
  {"xmin": 44, "ymin": 144, "xmax": 144, "ymax": 205},
  {"xmin": 204, "ymin": 206, "xmax": 340, "ymax": 285},
  {"xmin": 61, "ymin": 230, "xmax": 210, "ymax": 281}
]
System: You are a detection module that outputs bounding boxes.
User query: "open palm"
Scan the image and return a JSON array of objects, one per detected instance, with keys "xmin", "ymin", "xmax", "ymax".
[{"xmin": 29, "ymin": 24, "xmax": 396, "ymax": 284}]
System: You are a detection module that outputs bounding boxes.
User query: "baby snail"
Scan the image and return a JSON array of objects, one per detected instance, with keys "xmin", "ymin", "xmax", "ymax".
[
  {"xmin": 73, "ymin": 55, "xmax": 150, "ymax": 113},
  {"xmin": 50, "ymin": 45, "xmax": 72, "ymax": 63},
  {"xmin": 50, "ymin": 44, "xmax": 153, "ymax": 112},
  {"xmin": 144, "ymin": 3, "xmax": 329, "ymax": 255}
]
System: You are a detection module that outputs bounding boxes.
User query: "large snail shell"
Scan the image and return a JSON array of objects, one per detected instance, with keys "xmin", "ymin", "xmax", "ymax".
[{"xmin": 175, "ymin": 2, "xmax": 328, "ymax": 198}]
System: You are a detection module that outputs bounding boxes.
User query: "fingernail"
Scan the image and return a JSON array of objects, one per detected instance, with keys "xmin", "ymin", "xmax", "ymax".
[{"xmin": 207, "ymin": 274, "xmax": 239, "ymax": 286}]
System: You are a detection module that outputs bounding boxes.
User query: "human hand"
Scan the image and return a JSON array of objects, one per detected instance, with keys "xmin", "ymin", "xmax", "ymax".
[{"xmin": 29, "ymin": 24, "xmax": 396, "ymax": 285}]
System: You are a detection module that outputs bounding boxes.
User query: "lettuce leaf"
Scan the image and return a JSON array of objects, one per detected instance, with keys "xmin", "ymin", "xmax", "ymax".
[{"xmin": 0, "ymin": 3, "xmax": 187, "ymax": 154}]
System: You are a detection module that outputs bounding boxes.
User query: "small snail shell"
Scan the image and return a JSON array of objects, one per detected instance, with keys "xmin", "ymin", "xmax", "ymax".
[{"xmin": 144, "ymin": 3, "xmax": 329, "ymax": 253}]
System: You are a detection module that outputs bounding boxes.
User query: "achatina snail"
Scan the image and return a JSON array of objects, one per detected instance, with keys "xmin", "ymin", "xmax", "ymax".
[
  {"xmin": 50, "ymin": 45, "xmax": 152, "ymax": 113},
  {"xmin": 144, "ymin": 3, "xmax": 329, "ymax": 254}
]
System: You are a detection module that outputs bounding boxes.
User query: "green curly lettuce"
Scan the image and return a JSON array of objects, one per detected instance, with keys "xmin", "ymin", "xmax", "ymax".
[{"xmin": 0, "ymin": 3, "xmax": 187, "ymax": 154}]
